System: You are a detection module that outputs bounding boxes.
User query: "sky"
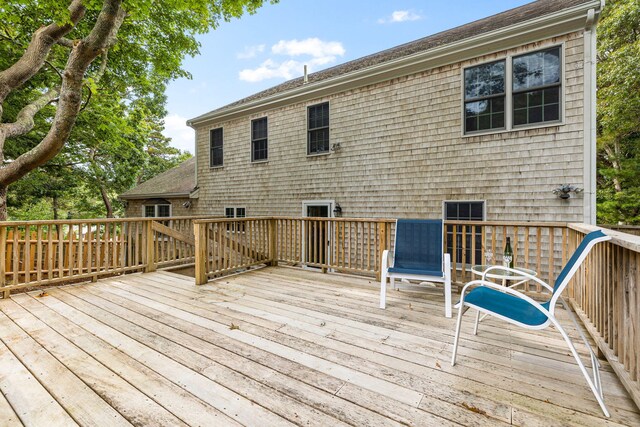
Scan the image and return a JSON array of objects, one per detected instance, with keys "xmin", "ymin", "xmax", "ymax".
[{"xmin": 162, "ymin": 0, "xmax": 532, "ymax": 153}]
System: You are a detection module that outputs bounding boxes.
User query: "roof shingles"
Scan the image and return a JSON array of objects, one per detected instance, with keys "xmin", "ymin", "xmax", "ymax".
[
  {"xmin": 189, "ymin": 0, "xmax": 594, "ymax": 123},
  {"xmin": 120, "ymin": 157, "xmax": 196, "ymax": 199}
]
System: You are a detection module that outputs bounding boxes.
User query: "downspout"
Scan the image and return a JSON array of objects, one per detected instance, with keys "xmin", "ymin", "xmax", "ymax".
[
  {"xmin": 582, "ymin": 2, "xmax": 602, "ymax": 224},
  {"xmin": 187, "ymin": 119, "xmax": 199, "ymax": 204}
]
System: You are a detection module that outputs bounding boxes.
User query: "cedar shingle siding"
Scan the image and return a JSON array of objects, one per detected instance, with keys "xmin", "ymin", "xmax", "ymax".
[{"xmin": 190, "ymin": 31, "xmax": 589, "ymax": 222}]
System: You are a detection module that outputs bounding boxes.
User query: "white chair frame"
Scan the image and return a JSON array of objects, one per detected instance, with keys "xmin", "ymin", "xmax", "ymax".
[
  {"xmin": 379, "ymin": 250, "xmax": 452, "ymax": 318},
  {"xmin": 450, "ymin": 232, "xmax": 611, "ymax": 417}
]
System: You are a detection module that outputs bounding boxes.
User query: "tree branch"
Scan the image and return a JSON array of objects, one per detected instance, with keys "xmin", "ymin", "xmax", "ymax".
[
  {"xmin": 0, "ymin": 88, "xmax": 60, "ymax": 140},
  {"xmin": 0, "ymin": 0, "xmax": 85, "ymax": 108},
  {"xmin": 0, "ymin": 0, "xmax": 127, "ymax": 186},
  {"xmin": 57, "ymin": 38, "xmax": 75, "ymax": 49}
]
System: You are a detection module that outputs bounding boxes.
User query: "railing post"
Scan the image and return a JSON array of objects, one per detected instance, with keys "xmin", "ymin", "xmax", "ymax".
[
  {"xmin": 268, "ymin": 218, "xmax": 278, "ymax": 267},
  {"xmin": 194, "ymin": 222, "xmax": 208, "ymax": 285},
  {"xmin": 0, "ymin": 225, "xmax": 7, "ymax": 299},
  {"xmin": 377, "ymin": 221, "xmax": 387, "ymax": 281},
  {"xmin": 145, "ymin": 220, "xmax": 156, "ymax": 273}
]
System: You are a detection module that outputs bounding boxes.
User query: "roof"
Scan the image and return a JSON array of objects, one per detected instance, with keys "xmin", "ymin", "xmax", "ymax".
[
  {"xmin": 188, "ymin": 0, "xmax": 599, "ymax": 125},
  {"xmin": 119, "ymin": 157, "xmax": 196, "ymax": 200}
]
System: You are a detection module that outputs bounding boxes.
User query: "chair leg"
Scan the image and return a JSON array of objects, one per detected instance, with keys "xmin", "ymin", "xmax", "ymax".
[
  {"xmin": 390, "ymin": 276, "xmax": 396, "ymax": 290},
  {"xmin": 444, "ymin": 274, "xmax": 452, "ymax": 318},
  {"xmin": 379, "ymin": 271, "xmax": 387, "ymax": 309},
  {"xmin": 550, "ymin": 316, "xmax": 610, "ymax": 418},
  {"xmin": 473, "ymin": 310, "xmax": 480, "ymax": 335},
  {"xmin": 451, "ymin": 305, "xmax": 468, "ymax": 366}
]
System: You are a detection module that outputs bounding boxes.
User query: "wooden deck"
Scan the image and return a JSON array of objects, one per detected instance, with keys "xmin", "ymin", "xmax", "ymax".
[{"xmin": 0, "ymin": 267, "xmax": 638, "ymax": 426}]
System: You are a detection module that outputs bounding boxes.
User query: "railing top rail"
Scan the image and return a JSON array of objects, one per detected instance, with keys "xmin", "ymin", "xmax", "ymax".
[
  {"xmin": 0, "ymin": 215, "xmax": 222, "ymax": 227},
  {"xmin": 444, "ymin": 220, "xmax": 568, "ymax": 227},
  {"xmin": 569, "ymin": 223, "xmax": 640, "ymax": 253},
  {"xmin": 192, "ymin": 216, "xmax": 397, "ymax": 224}
]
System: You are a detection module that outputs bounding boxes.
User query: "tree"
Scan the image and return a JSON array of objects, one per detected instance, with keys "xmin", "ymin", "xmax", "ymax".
[
  {"xmin": 596, "ymin": 0, "xmax": 640, "ymax": 224},
  {"xmin": 0, "ymin": 0, "xmax": 271, "ymax": 220}
]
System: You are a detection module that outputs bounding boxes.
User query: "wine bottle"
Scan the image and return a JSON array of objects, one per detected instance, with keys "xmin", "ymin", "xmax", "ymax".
[{"xmin": 503, "ymin": 237, "xmax": 514, "ymax": 268}]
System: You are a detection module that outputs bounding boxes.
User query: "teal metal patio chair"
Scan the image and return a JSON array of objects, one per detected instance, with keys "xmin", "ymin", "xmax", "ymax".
[
  {"xmin": 451, "ymin": 229, "xmax": 612, "ymax": 417},
  {"xmin": 379, "ymin": 219, "xmax": 452, "ymax": 317}
]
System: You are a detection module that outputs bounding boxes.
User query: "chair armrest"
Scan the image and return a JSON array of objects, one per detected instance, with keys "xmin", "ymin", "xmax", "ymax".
[
  {"xmin": 459, "ymin": 279, "xmax": 554, "ymax": 319},
  {"xmin": 381, "ymin": 249, "xmax": 393, "ymax": 269},
  {"xmin": 482, "ymin": 265, "xmax": 554, "ymax": 293}
]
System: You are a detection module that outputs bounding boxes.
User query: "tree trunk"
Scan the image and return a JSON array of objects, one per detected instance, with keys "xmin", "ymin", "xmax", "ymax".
[
  {"xmin": 52, "ymin": 196, "xmax": 59, "ymax": 220},
  {"xmin": 0, "ymin": 184, "xmax": 6, "ymax": 221},
  {"xmin": 99, "ymin": 184, "xmax": 113, "ymax": 218}
]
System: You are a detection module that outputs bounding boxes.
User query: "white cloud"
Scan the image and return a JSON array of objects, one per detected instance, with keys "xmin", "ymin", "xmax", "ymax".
[
  {"xmin": 271, "ymin": 38, "xmax": 345, "ymax": 58},
  {"xmin": 378, "ymin": 10, "xmax": 422, "ymax": 24},
  {"xmin": 162, "ymin": 114, "xmax": 195, "ymax": 154},
  {"xmin": 236, "ymin": 44, "xmax": 265, "ymax": 59},
  {"xmin": 239, "ymin": 38, "xmax": 345, "ymax": 83}
]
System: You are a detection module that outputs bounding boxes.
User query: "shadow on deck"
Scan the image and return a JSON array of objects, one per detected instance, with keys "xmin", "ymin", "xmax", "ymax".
[{"xmin": 0, "ymin": 266, "xmax": 638, "ymax": 426}]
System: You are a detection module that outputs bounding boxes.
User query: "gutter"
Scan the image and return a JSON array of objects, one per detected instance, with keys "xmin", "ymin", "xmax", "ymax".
[{"xmin": 187, "ymin": 0, "xmax": 602, "ymax": 127}]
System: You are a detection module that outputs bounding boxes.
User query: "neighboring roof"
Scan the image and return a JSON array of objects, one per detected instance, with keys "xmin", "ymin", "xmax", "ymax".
[
  {"xmin": 188, "ymin": 0, "xmax": 599, "ymax": 126},
  {"xmin": 119, "ymin": 157, "xmax": 196, "ymax": 200}
]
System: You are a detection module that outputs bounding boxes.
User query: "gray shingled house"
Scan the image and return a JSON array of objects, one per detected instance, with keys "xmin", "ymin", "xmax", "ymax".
[
  {"xmin": 129, "ymin": 0, "xmax": 603, "ymax": 226},
  {"xmin": 120, "ymin": 157, "xmax": 198, "ymax": 217}
]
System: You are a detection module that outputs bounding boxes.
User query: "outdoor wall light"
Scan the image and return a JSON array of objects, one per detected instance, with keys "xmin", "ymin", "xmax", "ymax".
[
  {"xmin": 553, "ymin": 184, "xmax": 583, "ymax": 199},
  {"xmin": 333, "ymin": 203, "xmax": 342, "ymax": 217}
]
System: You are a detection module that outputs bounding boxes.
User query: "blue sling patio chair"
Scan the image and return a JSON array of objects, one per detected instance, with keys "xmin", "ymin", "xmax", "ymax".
[
  {"xmin": 379, "ymin": 219, "xmax": 452, "ymax": 317},
  {"xmin": 450, "ymin": 229, "xmax": 612, "ymax": 417}
]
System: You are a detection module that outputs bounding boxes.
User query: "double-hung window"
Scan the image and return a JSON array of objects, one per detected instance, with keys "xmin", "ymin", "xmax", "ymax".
[
  {"xmin": 209, "ymin": 127, "xmax": 223, "ymax": 167},
  {"xmin": 512, "ymin": 46, "xmax": 561, "ymax": 126},
  {"xmin": 464, "ymin": 60, "xmax": 506, "ymax": 133},
  {"xmin": 251, "ymin": 117, "xmax": 268, "ymax": 162},
  {"xmin": 307, "ymin": 102, "xmax": 329, "ymax": 155},
  {"xmin": 463, "ymin": 46, "xmax": 562, "ymax": 134}
]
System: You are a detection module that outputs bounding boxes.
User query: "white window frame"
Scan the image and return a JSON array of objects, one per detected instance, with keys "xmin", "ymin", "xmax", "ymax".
[
  {"xmin": 461, "ymin": 42, "xmax": 565, "ymax": 137},
  {"xmin": 224, "ymin": 207, "xmax": 246, "ymax": 218},
  {"xmin": 142, "ymin": 204, "xmax": 172, "ymax": 218}
]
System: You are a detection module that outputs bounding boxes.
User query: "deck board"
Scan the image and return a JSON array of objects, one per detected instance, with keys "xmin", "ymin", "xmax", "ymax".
[{"xmin": 0, "ymin": 266, "xmax": 638, "ymax": 426}]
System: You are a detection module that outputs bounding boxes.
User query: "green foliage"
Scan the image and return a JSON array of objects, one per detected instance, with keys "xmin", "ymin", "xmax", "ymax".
[
  {"xmin": 596, "ymin": 0, "xmax": 640, "ymax": 225},
  {"xmin": 1, "ymin": 0, "xmax": 274, "ymax": 219}
]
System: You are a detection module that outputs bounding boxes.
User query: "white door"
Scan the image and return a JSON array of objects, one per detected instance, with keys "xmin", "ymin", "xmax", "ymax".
[{"xmin": 302, "ymin": 201, "xmax": 334, "ymax": 268}]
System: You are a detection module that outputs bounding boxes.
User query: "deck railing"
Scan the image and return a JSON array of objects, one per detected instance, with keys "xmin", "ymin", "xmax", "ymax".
[
  {"xmin": 193, "ymin": 217, "xmax": 395, "ymax": 283},
  {"xmin": 443, "ymin": 220, "xmax": 569, "ymax": 290},
  {"xmin": 0, "ymin": 216, "xmax": 215, "ymax": 297},
  {"xmin": 567, "ymin": 223, "xmax": 640, "ymax": 408},
  {"xmin": 1, "ymin": 215, "xmax": 638, "ymax": 409}
]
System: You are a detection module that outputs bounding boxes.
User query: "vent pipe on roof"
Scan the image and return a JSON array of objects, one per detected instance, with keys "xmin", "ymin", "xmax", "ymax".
[{"xmin": 303, "ymin": 65, "xmax": 308, "ymax": 84}]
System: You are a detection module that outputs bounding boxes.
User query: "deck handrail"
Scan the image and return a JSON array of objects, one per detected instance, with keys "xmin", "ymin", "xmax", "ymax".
[{"xmin": 566, "ymin": 223, "xmax": 640, "ymax": 409}]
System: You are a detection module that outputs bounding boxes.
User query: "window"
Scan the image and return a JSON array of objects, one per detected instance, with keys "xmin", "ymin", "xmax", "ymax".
[
  {"xmin": 225, "ymin": 207, "xmax": 245, "ymax": 218},
  {"xmin": 512, "ymin": 46, "xmax": 561, "ymax": 126},
  {"xmin": 209, "ymin": 127, "xmax": 223, "ymax": 167},
  {"xmin": 225, "ymin": 207, "xmax": 246, "ymax": 231},
  {"xmin": 251, "ymin": 117, "xmax": 268, "ymax": 162},
  {"xmin": 444, "ymin": 201, "xmax": 484, "ymax": 265},
  {"xmin": 143, "ymin": 203, "xmax": 171, "ymax": 218},
  {"xmin": 463, "ymin": 46, "xmax": 563, "ymax": 134},
  {"xmin": 464, "ymin": 60, "xmax": 505, "ymax": 133},
  {"xmin": 307, "ymin": 102, "xmax": 329, "ymax": 154}
]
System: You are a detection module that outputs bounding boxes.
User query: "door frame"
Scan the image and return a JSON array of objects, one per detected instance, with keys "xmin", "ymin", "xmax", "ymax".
[{"xmin": 301, "ymin": 200, "xmax": 335, "ymax": 269}]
